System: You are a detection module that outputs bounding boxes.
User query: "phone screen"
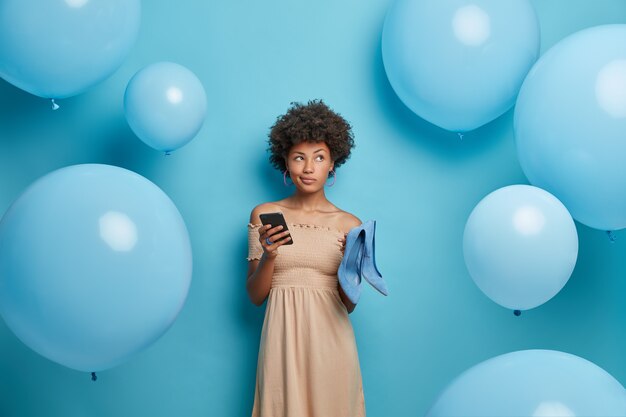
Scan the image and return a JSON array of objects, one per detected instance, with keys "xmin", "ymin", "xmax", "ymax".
[{"xmin": 259, "ymin": 212, "xmax": 293, "ymax": 245}]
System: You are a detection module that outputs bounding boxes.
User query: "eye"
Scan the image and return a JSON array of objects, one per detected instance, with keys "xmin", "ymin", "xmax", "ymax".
[
  {"xmin": 315, "ymin": 155, "xmax": 324, "ymax": 161},
  {"xmin": 293, "ymin": 156, "xmax": 303, "ymax": 161}
]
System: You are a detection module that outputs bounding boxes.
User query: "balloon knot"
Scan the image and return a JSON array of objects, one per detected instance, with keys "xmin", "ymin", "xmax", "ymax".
[
  {"xmin": 51, "ymin": 99, "xmax": 60, "ymax": 111},
  {"xmin": 606, "ymin": 230, "xmax": 617, "ymax": 242},
  {"xmin": 457, "ymin": 132, "xmax": 464, "ymax": 140},
  {"xmin": 165, "ymin": 151, "xmax": 171, "ymax": 156},
  {"xmin": 91, "ymin": 372, "xmax": 97, "ymax": 382},
  {"xmin": 514, "ymin": 310, "xmax": 521, "ymax": 316}
]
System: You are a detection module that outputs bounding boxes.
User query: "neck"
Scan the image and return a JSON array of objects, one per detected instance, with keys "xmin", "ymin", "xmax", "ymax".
[{"xmin": 287, "ymin": 189, "xmax": 330, "ymax": 212}]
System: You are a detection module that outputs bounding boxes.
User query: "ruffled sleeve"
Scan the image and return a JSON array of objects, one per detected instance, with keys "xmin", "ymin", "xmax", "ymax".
[{"xmin": 247, "ymin": 223, "xmax": 264, "ymax": 261}]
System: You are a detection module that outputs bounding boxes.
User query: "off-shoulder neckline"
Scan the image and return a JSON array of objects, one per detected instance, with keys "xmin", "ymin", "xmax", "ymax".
[{"xmin": 248, "ymin": 222, "xmax": 346, "ymax": 235}]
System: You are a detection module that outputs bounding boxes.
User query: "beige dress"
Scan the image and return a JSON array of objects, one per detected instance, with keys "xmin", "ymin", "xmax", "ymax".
[{"xmin": 248, "ymin": 222, "xmax": 366, "ymax": 417}]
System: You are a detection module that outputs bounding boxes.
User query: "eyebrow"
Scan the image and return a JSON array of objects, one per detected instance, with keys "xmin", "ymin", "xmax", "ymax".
[{"xmin": 292, "ymin": 149, "xmax": 327, "ymax": 155}]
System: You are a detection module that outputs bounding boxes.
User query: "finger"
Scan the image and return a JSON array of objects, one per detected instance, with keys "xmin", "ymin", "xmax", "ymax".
[
  {"xmin": 259, "ymin": 231, "xmax": 274, "ymax": 247},
  {"xmin": 260, "ymin": 233, "xmax": 276, "ymax": 246},
  {"xmin": 272, "ymin": 235, "xmax": 292, "ymax": 247},
  {"xmin": 271, "ymin": 231, "xmax": 291, "ymax": 244},
  {"xmin": 266, "ymin": 225, "xmax": 284, "ymax": 238},
  {"xmin": 258, "ymin": 224, "xmax": 280, "ymax": 239},
  {"xmin": 261, "ymin": 229, "xmax": 289, "ymax": 247},
  {"xmin": 275, "ymin": 230, "xmax": 291, "ymax": 239},
  {"xmin": 257, "ymin": 224, "xmax": 272, "ymax": 237}
]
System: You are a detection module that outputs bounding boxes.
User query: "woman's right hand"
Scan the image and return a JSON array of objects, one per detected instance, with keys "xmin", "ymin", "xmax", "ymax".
[{"xmin": 258, "ymin": 224, "xmax": 291, "ymax": 258}]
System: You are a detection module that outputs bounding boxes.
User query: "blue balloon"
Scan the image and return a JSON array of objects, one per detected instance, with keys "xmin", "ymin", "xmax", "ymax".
[
  {"xmin": 463, "ymin": 185, "xmax": 578, "ymax": 311},
  {"xmin": 0, "ymin": 0, "xmax": 140, "ymax": 99},
  {"xmin": 515, "ymin": 25, "xmax": 626, "ymax": 231},
  {"xmin": 427, "ymin": 350, "xmax": 626, "ymax": 417},
  {"xmin": 382, "ymin": 0, "xmax": 539, "ymax": 132},
  {"xmin": 0, "ymin": 164, "xmax": 192, "ymax": 372},
  {"xmin": 124, "ymin": 62, "xmax": 207, "ymax": 153}
]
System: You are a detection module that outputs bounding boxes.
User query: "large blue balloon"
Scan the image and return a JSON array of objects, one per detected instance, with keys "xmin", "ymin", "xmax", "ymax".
[
  {"xmin": 515, "ymin": 25, "xmax": 626, "ymax": 231},
  {"xmin": 382, "ymin": 0, "xmax": 539, "ymax": 132},
  {"xmin": 0, "ymin": 0, "xmax": 140, "ymax": 99},
  {"xmin": 427, "ymin": 350, "xmax": 626, "ymax": 417},
  {"xmin": 124, "ymin": 62, "xmax": 208, "ymax": 153},
  {"xmin": 0, "ymin": 164, "xmax": 192, "ymax": 372},
  {"xmin": 463, "ymin": 185, "xmax": 578, "ymax": 311}
]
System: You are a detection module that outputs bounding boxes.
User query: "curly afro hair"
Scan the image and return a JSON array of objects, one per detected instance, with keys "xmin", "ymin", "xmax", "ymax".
[{"xmin": 268, "ymin": 100, "xmax": 355, "ymax": 173}]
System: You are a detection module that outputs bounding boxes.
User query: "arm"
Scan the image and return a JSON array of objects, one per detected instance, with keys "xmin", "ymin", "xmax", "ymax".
[
  {"xmin": 338, "ymin": 285, "xmax": 356, "ymax": 313},
  {"xmin": 246, "ymin": 205, "xmax": 292, "ymax": 306},
  {"xmin": 246, "ymin": 256, "xmax": 275, "ymax": 306}
]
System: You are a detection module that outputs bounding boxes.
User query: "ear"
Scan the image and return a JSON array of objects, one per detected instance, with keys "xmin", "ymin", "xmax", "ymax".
[{"xmin": 330, "ymin": 161, "xmax": 335, "ymax": 172}]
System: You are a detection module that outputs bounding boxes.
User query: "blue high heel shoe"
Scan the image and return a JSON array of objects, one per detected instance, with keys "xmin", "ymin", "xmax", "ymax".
[
  {"xmin": 360, "ymin": 220, "xmax": 388, "ymax": 296},
  {"xmin": 338, "ymin": 224, "xmax": 366, "ymax": 304}
]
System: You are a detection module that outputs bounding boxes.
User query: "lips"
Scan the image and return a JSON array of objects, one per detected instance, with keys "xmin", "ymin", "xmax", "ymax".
[{"xmin": 300, "ymin": 177, "xmax": 316, "ymax": 184}]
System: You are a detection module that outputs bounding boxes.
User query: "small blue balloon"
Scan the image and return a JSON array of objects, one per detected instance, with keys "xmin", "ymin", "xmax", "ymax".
[
  {"xmin": 463, "ymin": 185, "xmax": 578, "ymax": 311},
  {"xmin": 427, "ymin": 350, "xmax": 626, "ymax": 417},
  {"xmin": 0, "ymin": 164, "xmax": 192, "ymax": 372},
  {"xmin": 382, "ymin": 0, "xmax": 539, "ymax": 132},
  {"xmin": 124, "ymin": 62, "xmax": 208, "ymax": 153},
  {"xmin": 515, "ymin": 25, "xmax": 626, "ymax": 231},
  {"xmin": 0, "ymin": 0, "xmax": 140, "ymax": 99}
]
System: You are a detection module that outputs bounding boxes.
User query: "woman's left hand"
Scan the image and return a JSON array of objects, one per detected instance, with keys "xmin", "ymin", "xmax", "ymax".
[{"xmin": 338, "ymin": 233, "xmax": 347, "ymax": 254}]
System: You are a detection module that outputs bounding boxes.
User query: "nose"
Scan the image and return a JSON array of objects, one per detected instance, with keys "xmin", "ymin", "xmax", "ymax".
[{"xmin": 304, "ymin": 159, "xmax": 314, "ymax": 173}]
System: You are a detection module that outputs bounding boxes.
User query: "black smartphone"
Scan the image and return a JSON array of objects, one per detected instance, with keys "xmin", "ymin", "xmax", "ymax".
[{"xmin": 259, "ymin": 212, "xmax": 293, "ymax": 245}]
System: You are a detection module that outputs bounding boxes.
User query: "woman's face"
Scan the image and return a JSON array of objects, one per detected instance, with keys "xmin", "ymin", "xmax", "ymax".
[{"xmin": 285, "ymin": 141, "xmax": 334, "ymax": 191}]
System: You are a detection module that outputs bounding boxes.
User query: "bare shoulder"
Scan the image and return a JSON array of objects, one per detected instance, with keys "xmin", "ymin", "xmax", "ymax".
[
  {"xmin": 249, "ymin": 202, "xmax": 283, "ymax": 224},
  {"xmin": 336, "ymin": 210, "xmax": 362, "ymax": 232}
]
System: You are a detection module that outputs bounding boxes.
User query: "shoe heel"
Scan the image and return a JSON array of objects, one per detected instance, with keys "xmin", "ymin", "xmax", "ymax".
[{"xmin": 361, "ymin": 220, "xmax": 388, "ymax": 296}]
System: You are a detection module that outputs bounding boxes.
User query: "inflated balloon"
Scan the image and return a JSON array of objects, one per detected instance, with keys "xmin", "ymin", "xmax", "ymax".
[
  {"xmin": 124, "ymin": 62, "xmax": 207, "ymax": 153},
  {"xmin": 426, "ymin": 350, "xmax": 626, "ymax": 417},
  {"xmin": 0, "ymin": 164, "xmax": 192, "ymax": 372},
  {"xmin": 0, "ymin": 0, "xmax": 140, "ymax": 99},
  {"xmin": 382, "ymin": 0, "xmax": 539, "ymax": 132},
  {"xmin": 463, "ymin": 185, "xmax": 578, "ymax": 311},
  {"xmin": 515, "ymin": 25, "xmax": 626, "ymax": 231}
]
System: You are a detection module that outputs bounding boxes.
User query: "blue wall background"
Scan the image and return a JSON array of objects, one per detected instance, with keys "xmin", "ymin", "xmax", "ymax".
[{"xmin": 1, "ymin": 1, "xmax": 626, "ymax": 416}]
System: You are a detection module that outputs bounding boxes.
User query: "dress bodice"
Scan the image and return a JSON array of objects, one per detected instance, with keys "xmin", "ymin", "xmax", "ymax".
[{"xmin": 247, "ymin": 223, "xmax": 345, "ymax": 289}]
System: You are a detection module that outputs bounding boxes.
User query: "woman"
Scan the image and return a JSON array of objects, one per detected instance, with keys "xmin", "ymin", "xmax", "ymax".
[{"xmin": 246, "ymin": 100, "xmax": 366, "ymax": 417}]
